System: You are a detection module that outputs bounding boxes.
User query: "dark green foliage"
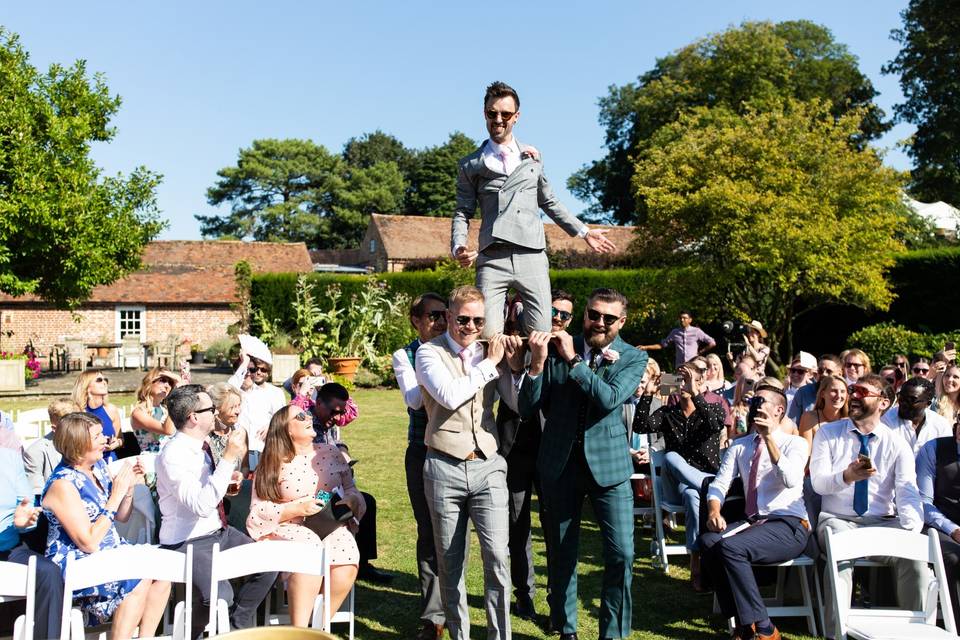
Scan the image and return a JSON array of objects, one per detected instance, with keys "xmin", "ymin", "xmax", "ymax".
[
  {"xmin": 848, "ymin": 322, "xmax": 958, "ymax": 367},
  {"xmin": 887, "ymin": 247, "xmax": 960, "ymax": 332}
]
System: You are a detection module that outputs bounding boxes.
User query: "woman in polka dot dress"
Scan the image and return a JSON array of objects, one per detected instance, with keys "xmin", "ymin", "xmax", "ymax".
[{"xmin": 247, "ymin": 405, "xmax": 365, "ymax": 626}]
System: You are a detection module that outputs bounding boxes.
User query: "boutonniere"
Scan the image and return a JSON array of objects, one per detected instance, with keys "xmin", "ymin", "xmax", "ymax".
[
  {"xmin": 520, "ymin": 146, "xmax": 540, "ymax": 162},
  {"xmin": 603, "ymin": 349, "xmax": 620, "ymax": 362}
]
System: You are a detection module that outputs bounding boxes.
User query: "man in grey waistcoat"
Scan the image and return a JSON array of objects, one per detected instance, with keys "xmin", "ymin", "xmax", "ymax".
[{"xmin": 451, "ymin": 81, "xmax": 617, "ymax": 336}]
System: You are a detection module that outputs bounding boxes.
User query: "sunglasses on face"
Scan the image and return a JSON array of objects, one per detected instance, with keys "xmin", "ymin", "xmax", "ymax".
[
  {"xmin": 425, "ymin": 310, "xmax": 446, "ymax": 322},
  {"xmin": 913, "ymin": 366, "xmax": 930, "ymax": 374},
  {"xmin": 485, "ymin": 109, "xmax": 516, "ymax": 121},
  {"xmin": 154, "ymin": 377, "xmax": 174, "ymax": 385},
  {"xmin": 895, "ymin": 361, "xmax": 908, "ymax": 369},
  {"xmin": 586, "ymin": 308, "xmax": 622, "ymax": 326},
  {"xmin": 884, "ymin": 376, "xmax": 897, "ymax": 385},
  {"xmin": 789, "ymin": 368, "xmax": 807, "ymax": 375},
  {"xmin": 193, "ymin": 406, "xmax": 216, "ymax": 416},
  {"xmin": 293, "ymin": 411, "xmax": 310, "ymax": 422},
  {"xmin": 94, "ymin": 376, "xmax": 109, "ymax": 384},
  {"xmin": 248, "ymin": 366, "xmax": 269, "ymax": 374},
  {"xmin": 844, "ymin": 362, "xmax": 865, "ymax": 370},
  {"xmin": 818, "ymin": 367, "xmax": 835, "ymax": 375},
  {"xmin": 455, "ymin": 315, "xmax": 485, "ymax": 328},
  {"xmin": 551, "ymin": 307, "xmax": 572, "ymax": 322},
  {"xmin": 848, "ymin": 384, "xmax": 885, "ymax": 399}
]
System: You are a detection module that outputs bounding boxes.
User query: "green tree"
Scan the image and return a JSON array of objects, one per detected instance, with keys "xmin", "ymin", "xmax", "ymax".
[
  {"xmin": 326, "ymin": 161, "xmax": 407, "ymax": 248},
  {"xmin": 342, "ymin": 130, "xmax": 414, "ymax": 173},
  {"xmin": 632, "ymin": 99, "xmax": 907, "ymax": 360},
  {"xmin": 884, "ymin": 0, "xmax": 960, "ymax": 204},
  {"xmin": 0, "ymin": 28, "xmax": 164, "ymax": 309},
  {"xmin": 406, "ymin": 132, "xmax": 477, "ymax": 216},
  {"xmin": 571, "ymin": 20, "xmax": 889, "ymax": 225}
]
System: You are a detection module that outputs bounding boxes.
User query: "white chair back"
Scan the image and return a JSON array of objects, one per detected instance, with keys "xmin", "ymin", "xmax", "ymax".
[
  {"xmin": 61, "ymin": 544, "xmax": 193, "ymax": 640},
  {"xmin": 14, "ymin": 408, "xmax": 51, "ymax": 442},
  {"xmin": 0, "ymin": 556, "xmax": 36, "ymax": 640},
  {"xmin": 208, "ymin": 540, "xmax": 325, "ymax": 636},
  {"xmin": 107, "ymin": 452, "xmax": 157, "ymax": 476}
]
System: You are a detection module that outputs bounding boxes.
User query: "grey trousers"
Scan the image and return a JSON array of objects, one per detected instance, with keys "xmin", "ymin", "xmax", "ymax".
[
  {"xmin": 817, "ymin": 513, "xmax": 929, "ymax": 637},
  {"xmin": 424, "ymin": 449, "xmax": 511, "ymax": 640},
  {"xmin": 476, "ymin": 244, "xmax": 551, "ymax": 337},
  {"xmin": 405, "ymin": 444, "xmax": 445, "ymax": 625}
]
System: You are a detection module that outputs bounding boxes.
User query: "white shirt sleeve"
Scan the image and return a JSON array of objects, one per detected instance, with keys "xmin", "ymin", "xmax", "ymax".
[
  {"xmin": 392, "ymin": 348, "xmax": 423, "ymax": 410},
  {"xmin": 891, "ymin": 437, "xmax": 924, "ymax": 531},
  {"xmin": 707, "ymin": 442, "xmax": 741, "ymax": 505},
  {"xmin": 773, "ymin": 436, "xmax": 808, "ymax": 489},
  {"xmin": 227, "ymin": 360, "xmax": 246, "ymax": 391},
  {"xmin": 810, "ymin": 424, "xmax": 849, "ymax": 497},
  {"xmin": 163, "ymin": 448, "xmax": 234, "ymax": 518},
  {"xmin": 415, "ymin": 344, "xmax": 499, "ymax": 411}
]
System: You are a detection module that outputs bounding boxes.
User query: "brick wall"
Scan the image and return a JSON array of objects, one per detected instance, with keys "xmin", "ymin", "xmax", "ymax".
[{"xmin": 0, "ymin": 304, "xmax": 236, "ymax": 366}]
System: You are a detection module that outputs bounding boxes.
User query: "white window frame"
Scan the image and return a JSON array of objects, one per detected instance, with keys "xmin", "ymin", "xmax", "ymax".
[{"xmin": 115, "ymin": 305, "xmax": 146, "ymax": 342}]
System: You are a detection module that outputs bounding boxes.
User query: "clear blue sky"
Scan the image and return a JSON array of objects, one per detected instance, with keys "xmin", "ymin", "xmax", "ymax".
[{"xmin": 5, "ymin": 1, "xmax": 913, "ymax": 240}]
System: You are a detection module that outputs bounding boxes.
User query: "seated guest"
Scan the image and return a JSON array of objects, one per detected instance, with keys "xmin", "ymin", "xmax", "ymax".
[
  {"xmin": 130, "ymin": 367, "xmax": 179, "ymax": 453},
  {"xmin": 683, "ymin": 357, "xmax": 733, "ymax": 433},
  {"xmin": 810, "ymin": 374, "xmax": 926, "ymax": 635},
  {"xmin": 935, "ymin": 364, "xmax": 960, "ymax": 423},
  {"xmin": 247, "ymin": 405, "xmax": 364, "ymax": 626},
  {"xmin": 701, "ymin": 386, "xmax": 809, "ymax": 640},
  {"xmin": 310, "ymin": 383, "xmax": 351, "ymax": 444},
  {"xmin": 206, "ymin": 382, "xmax": 244, "ymax": 466},
  {"xmin": 703, "ymin": 353, "xmax": 729, "ymax": 393},
  {"xmin": 72, "ymin": 371, "xmax": 123, "ymax": 462},
  {"xmin": 23, "ymin": 398, "xmax": 77, "ymax": 496},
  {"xmin": 784, "ymin": 351, "xmax": 816, "ymax": 409},
  {"xmin": 878, "ymin": 364, "xmax": 905, "ymax": 395},
  {"xmin": 2, "ymin": 442, "xmax": 63, "ymax": 639},
  {"xmin": 634, "ymin": 363, "xmax": 726, "ymax": 591},
  {"xmin": 157, "ymin": 385, "xmax": 276, "ymax": 640},
  {"xmin": 911, "ymin": 357, "xmax": 932, "ymax": 380},
  {"xmin": 840, "ymin": 348, "xmax": 871, "ymax": 385},
  {"xmin": 798, "ymin": 376, "xmax": 848, "ymax": 452},
  {"xmin": 41, "ymin": 412, "xmax": 169, "ymax": 636},
  {"xmin": 787, "ymin": 354, "xmax": 842, "ymax": 423},
  {"xmin": 916, "ymin": 413, "xmax": 960, "ymax": 625},
  {"xmin": 882, "ymin": 377, "xmax": 951, "ymax": 454}
]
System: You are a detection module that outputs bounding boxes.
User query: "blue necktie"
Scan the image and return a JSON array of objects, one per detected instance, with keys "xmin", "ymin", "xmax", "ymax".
[{"xmin": 854, "ymin": 432, "xmax": 874, "ymax": 516}]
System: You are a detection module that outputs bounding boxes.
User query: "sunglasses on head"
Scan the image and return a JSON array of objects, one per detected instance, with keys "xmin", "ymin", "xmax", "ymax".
[
  {"xmin": 484, "ymin": 109, "xmax": 516, "ymax": 121},
  {"xmin": 848, "ymin": 384, "xmax": 885, "ymax": 399},
  {"xmin": 586, "ymin": 308, "xmax": 621, "ymax": 326},
  {"xmin": 913, "ymin": 366, "xmax": 930, "ymax": 374},
  {"xmin": 426, "ymin": 310, "xmax": 446, "ymax": 322},
  {"xmin": 248, "ymin": 365, "xmax": 270, "ymax": 374},
  {"xmin": 94, "ymin": 376, "xmax": 109, "ymax": 384},
  {"xmin": 551, "ymin": 307, "xmax": 572, "ymax": 322},
  {"xmin": 455, "ymin": 315, "xmax": 485, "ymax": 328}
]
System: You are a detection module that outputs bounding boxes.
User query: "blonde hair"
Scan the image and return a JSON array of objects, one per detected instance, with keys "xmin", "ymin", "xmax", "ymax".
[
  {"xmin": 47, "ymin": 398, "xmax": 79, "ymax": 423},
  {"xmin": 207, "ymin": 382, "xmax": 242, "ymax": 414},
  {"xmin": 134, "ymin": 367, "xmax": 177, "ymax": 413},
  {"xmin": 448, "ymin": 285, "xmax": 484, "ymax": 309},
  {"xmin": 814, "ymin": 375, "xmax": 849, "ymax": 417},
  {"xmin": 841, "ymin": 348, "xmax": 872, "ymax": 373},
  {"xmin": 704, "ymin": 354, "xmax": 724, "ymax": 381},
  {"xmin": 54, "ymin": 412, "xmax": 101, "ymax": 465},
  {"xmin": 72, "ymin": 370, "xmax": 105, "ymax": 410},
  {"xmin": 935, "ymin": 364, "xmax": 960, "ymax": 422}
]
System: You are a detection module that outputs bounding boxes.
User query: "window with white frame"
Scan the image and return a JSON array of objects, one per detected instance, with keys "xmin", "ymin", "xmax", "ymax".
[{"xmin": 115, "ymin": 306, "xmax": 146, "ymax": 341}]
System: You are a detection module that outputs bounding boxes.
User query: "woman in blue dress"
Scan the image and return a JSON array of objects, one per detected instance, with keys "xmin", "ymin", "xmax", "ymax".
[
  {"xmin": 71, "ymin": 370, "xmax": 124, "ymax": 462},
  {"xmin": 42, "ymin": 412, "xmax": 170, "ymax": 636}
]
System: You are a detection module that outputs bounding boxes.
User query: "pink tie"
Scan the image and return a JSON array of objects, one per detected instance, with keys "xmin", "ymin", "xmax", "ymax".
[
  {"xmin": 745, "ymin": 435, "xmax": 763, "ymax": 518},
  {"xmin": 498, "ymin": 151, "xmax": 509, "ymax": 174},
  {"xmin": 459, "ymin": 347, "xmax": 472, "ymax": 373}
]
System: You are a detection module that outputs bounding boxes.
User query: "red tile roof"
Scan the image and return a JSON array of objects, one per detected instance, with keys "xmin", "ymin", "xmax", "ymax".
[{"xmin": 1, "ymin": 241, "xmax": 313, "ymax": 305}]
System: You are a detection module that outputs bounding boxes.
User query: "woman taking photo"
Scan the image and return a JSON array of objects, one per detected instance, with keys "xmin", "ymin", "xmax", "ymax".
[
  {"xmin": 798, "ymin": 375, "xmax": 848, "ymax": 451},
  {"xmin": 130, "ymin": 367, "xmax": 179, "ymax": 453},
  {"xmin": 935, "ymin": 364, "xmax": 960, "ymax": 423},
  {"xmin": 247, "ymin": 405, "xmax": 365, "ymax": 626},
  {"xmin": 41, "ymin": 412, "xmax": 170, "ymax": 636},
  {"xmin": 72, "ymin": 370, "xmax": 123, "ymax": 462}
]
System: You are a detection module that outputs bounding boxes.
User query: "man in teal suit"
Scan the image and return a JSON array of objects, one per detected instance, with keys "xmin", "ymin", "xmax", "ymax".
[{"xmin": 518, "ymin": 288, "xmax": 647, "ymax": 640}]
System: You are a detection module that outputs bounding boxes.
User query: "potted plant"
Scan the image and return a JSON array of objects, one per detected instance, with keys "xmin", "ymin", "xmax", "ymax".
[
  {"xmin": 0, "ymin": 351, "xmax": 27, "ymax": 392},
  {"xmin": 268, "ymin": 331, "xmax": 300, "ymax": 383},
  {"xmin": 190, "ymin": 343, "xmax": 204, "ymax": 365}
]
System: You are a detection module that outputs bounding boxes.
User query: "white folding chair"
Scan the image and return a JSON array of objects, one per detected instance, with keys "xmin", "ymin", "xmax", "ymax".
[
  {"xmin": 60, "ymin": 544, "xmax": 193, "ymax": 640},
  {"xmin": 0, "ymin": 556, "xmax": 36, "ymax": 640},
  {"xmin": 825, "ymin": 527, "xmax": 958, "ymax": 639},
  {"xmin": 207, "ymin": 540, "xmax": 328, "ymax": 636},
  {"xmin": 649, "ymin": 449, "xmax": 688, "ymax": 573},
  {"xmin": 319, "ymin": 563, "xmax": 355, "ymax": 640},
  {"xmin": 13, "ymin": 408, "xmax": 50, "ymax": 443}
]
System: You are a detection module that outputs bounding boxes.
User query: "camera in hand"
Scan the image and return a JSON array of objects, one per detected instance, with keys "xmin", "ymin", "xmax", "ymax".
[
  {"xmin": 746, "ymin": 395, "xmax": 766, "ymax": 426},
  {"xmin": 722, "ymin": 320, "xmax": 748, "ymax": 357}
]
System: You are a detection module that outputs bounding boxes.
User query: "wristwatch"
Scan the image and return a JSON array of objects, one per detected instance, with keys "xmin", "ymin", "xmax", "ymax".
[{"xmin": 567, "ymin": 354, "xmax": 584, "ymax": 368}]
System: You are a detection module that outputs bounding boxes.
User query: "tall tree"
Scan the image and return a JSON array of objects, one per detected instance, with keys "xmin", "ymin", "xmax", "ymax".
[
  {"xmin": 884, "ymin": 0, "xmax": 960, "ymax": 204},
  {"xmin": 327, "ymin": 161, "xmax": 406, "ymax": 248},
  {"xmin": 342, "ymin": 130, "xmax": 414, "ymax": 173},
  {"xmin": 406, "ymin": 132, "xmax": 477, "ymax": 216},
  {"xmin": 632, "ymin": 99, "xmax": 906, "ymax": 359},
  {"xmin": 0, "ymin": 28, "xmax": 164, "ymax": 309},
  {"xmin": 570, "ymin": 20, "xmax": 889, "ymax": 224}
]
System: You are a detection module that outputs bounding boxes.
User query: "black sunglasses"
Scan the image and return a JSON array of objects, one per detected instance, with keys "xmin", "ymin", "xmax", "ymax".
[
  {"xmin": 484, "ymin": 109, "xmax": 516, "ymax": 121},
  {"xmin": 426, "ymin": 310, "xmax": 446, "ymax": 322},
  {"xmin": 913, "ymin": 366, "xmax": 930, "ymax": 374},
  {"xmin": 551, "ymin": 307, "xmax": 572, "ymax": 322},
  {"xmin": 94, "ymin": 376, "xmax": 109, "ymax": 384},
  {"xmin": 248, "ymin": 366, "xmax": 270, "ymax": 374},
  {"xmin": 586, "ymin": 308, "xmax": 621, "ymax": 326},
  {"xmin": 193, "ymin": 406, "xmax": 216, "ymax": 416},
  {"xmin": 789, "ymin": 367, "xmax": 807, "ymax": 375},
  {"xmin": 455, "ymin": 315, "xmax": 485, "ymax": 328}
]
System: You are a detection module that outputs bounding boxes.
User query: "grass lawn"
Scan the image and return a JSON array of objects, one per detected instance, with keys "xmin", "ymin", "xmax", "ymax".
[{"xmin": 0, "ymin": 388, "xmax": 821, "ymax": 639}]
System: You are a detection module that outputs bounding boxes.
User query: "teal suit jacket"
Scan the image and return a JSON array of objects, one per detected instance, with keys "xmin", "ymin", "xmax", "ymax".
[{"xmin": 518, "ymin": 335, "xmax": 648, "ymax": 488}]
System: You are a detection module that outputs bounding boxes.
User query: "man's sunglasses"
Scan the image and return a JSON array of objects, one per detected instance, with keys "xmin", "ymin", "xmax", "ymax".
[
  {"xmin": 485, "ymin": 109, "xmax": 516, "ymax": 121},
  {"xmin": 425, "ymin": 310, "xmax": 446, "ymax": 322},
  {"xmin": 94, "ymin": 376, "xmax": 109, "ymax": 384},
  {"xmin": 586, "ymin": 309, "xmax": 622, "ymax": 326},
  {"xmin": 193, "ymin": 406, "xmax": 216, "ymax": 416},
  {"xmin": 248, "ymin": 366, "xmax": 270, "ymax": 374},
  {"xmin": 848, "ymin": 384, "xmax": 885, "ymax": 399},
  {"xmin": 789, "ymin": 367, "xmax": 807, "ymax": 375},
  {"xmin": 844, "ymin": 361, "xmax": 866, "ymax": 369},
  {"xmin": 883, "ymin": 376, "xmax": 897, "ymax": 385},
  {"xmin": 913, "ymin": 366, "xmax": 930, "ymax": 374},
  {"xmin": 552, "ymin": 307, "xmax": 572, "ymax": 322},
  {"xmin": 455, "ymin": 315, "xmax": 485, "ymax": 328}
]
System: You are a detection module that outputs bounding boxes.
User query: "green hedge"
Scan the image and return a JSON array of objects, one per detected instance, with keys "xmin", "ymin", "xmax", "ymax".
[{"xmin": 847, "ymin": 322, "xmax": 959, "ymax": 367}]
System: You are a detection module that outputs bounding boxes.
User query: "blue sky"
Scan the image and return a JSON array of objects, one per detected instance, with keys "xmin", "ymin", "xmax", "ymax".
[{"xmin": 5, "ymin": 1, "xmax": 913, "ymax": 240}]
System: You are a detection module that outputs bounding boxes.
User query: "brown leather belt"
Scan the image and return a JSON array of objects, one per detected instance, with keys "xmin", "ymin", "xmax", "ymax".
[{"xmin": 428, "ymin": 446, "xmax": 486, "ymax": 461}]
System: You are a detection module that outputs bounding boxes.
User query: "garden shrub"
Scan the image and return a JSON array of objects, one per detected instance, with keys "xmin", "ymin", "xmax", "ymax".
[{"xmin": 847, "ymin": 322, "xmax": 959, "ymax": 366}]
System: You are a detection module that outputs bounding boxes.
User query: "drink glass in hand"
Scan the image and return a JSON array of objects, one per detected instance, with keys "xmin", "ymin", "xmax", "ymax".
[{"xmin": 227, "ymin": 470, "xmax": 243, "ymax": 497}]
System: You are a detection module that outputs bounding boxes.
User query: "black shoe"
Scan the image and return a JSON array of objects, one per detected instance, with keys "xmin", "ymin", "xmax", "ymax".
[
  {"xmin": 511, "ymin": 595, "xmax": 537, "ymax": 621},
  {"xmin": 415, "ymin": 620, "xmax": 444, "ymax": 640},
  {"xmin": 559, "ymin": 634, "xmax": 578, "ymax": 640},
  {"xmin": 358, "ymin": 563, "xmax": 394, "ymax": 584}
]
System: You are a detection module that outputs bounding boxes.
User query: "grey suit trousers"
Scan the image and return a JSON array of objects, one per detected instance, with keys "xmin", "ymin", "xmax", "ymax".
[
  {"xmin": 424, "ymin": 449, "xmax": 511, "ymax": 640},
  {"xmin": 476, "ymin": 244, "xmax": 551, "ymax": 337}
]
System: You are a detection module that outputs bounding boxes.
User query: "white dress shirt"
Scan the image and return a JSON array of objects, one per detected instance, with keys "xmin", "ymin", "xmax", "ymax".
[
  {"xmin": 415, "ymin": 333, "xmax": 516, "ymax": 412},
  {"xmin": 880, "ymin": 405, "xmax": 952, "ymax": 455},
  {"xmin": 810, "ymin": 418, "xmax": 923, "ymax": 531},
  {"xmin": 392, "ymin": 341, "xmax": 423, "ymax": 410},
  {"xmin": 707, "ymin": 430, "xmax": 809, "ymax": 519},
  {"xmin": 483, "ymin": 137, "xmax": 521, "ymax": 176},
  {"xmin": 156, "ymin": 431, "xmax": 236, "ymax": 545},
  {"xmin": 229, "ymin": 365, "xmax": 288, "ymax": 453}
]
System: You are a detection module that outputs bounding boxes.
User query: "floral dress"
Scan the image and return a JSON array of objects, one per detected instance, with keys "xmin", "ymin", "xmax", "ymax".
[
  {"xmin": 247, "ymin": 443, "xmax": 361, "ymax": 566},
  {"xmin": 42, "ymin": 460, "xmax": 139, "ymax": 626},
  {"xmin": 134, "ymin": 405, "xmax": 170, "ymax": 453}
]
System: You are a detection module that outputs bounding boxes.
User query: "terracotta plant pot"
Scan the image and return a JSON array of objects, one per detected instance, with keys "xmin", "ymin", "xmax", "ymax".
[{"xmin": 327, "ymin": 356, "xmax": 362, "ymax": 381}]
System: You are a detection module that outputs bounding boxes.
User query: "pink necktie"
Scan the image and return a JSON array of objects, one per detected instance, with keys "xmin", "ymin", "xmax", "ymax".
[
  {"xmin": 498, "ymin": 151, "xmax": 509, "ymax": 174},
  {"xmin": 745, "ymin": 435, "xmax": 763, "ymax": 518},
  {"xmin": 459, "ymin": 347, "xmax": 472, "ymax": 373}
]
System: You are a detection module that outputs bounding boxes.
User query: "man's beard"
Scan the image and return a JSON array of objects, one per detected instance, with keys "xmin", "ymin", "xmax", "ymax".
[
  {"xmin": 585, "ymin": 326, "xmax": 616, "ymax": 349},
  {"xmin": 849, "ymin": 399, "xmax": 877, "ymax": 421}
]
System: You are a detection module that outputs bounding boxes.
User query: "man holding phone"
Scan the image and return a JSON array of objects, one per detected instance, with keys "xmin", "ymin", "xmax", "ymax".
[
  {"xmin": 810, "ymin": 374, "xmax": 927, "ymax": 635},
  {"xmin": 700, "ymin": 386, "xmax": 809, "ymax": 640}
]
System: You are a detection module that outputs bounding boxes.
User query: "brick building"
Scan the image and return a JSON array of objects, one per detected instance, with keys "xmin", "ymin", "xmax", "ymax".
[{"xmin": 0, "ymin": 241, "xmax": 313, "ymax": 364}]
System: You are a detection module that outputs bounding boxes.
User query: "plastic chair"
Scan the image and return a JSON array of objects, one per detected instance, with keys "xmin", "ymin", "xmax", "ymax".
[
  {"xmin": 825, "ymin": 527, "xmax": 958, "ymax": 639},
  {"xmin": 649, "ymin": 449, "xmax": 688, "ymax": 573},
  {"xmin": 60, "ymin": 544, "xmax": 193, "ymax": 640},
  {"xmin": 0, "ymin": 555, "xmax": 36, "ymax": 640}
]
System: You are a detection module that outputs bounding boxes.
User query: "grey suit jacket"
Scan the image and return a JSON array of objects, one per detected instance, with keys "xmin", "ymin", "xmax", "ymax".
[
  {"xmin": 23, "ymin": 434, "xmax": 62, "ymax": 495},
  {"xmin": 451, "ymin": 140, "xmax": 587, "ymax": 252}
]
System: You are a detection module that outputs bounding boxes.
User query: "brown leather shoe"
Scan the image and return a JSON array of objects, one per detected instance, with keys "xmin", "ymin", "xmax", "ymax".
[
  {"xmin": 730, "ymin": 623, "xmax": 755, "ymax": 639},
  {"xmin": 755, "ymin": 625, "xmax": 781, "ymax": 640},
  {"xmin": 415, "ymin": 621, "xmax": 444, "ymax": 640}
]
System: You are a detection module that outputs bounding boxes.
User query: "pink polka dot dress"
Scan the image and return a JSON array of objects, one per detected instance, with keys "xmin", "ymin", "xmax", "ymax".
[{"xmin": 247, "ymin": 443, "xmax": 360, "ymax": 566}]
